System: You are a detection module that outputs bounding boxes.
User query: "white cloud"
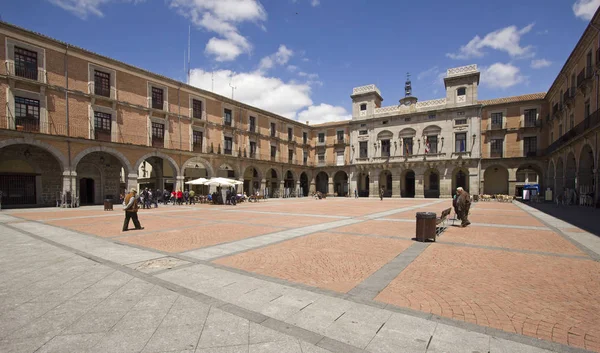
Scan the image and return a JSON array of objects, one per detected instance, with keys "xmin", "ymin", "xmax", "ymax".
[
  {"xmin": 258, "ymin": 45, "xmax": 294, "ymax": 71},
  {"xmin": 287, "ymin": 65, "xmax": 298, "ymax": 72},
  {"xmin": 311, "ymin": 0, "xmax": 320, "ymax": 6},
  {"xmin": 47, "ymin": 0, "xmax": 143, "ymax": 19},
  {"xmin": 189, "ymin": 68, "xmax": 346, "ymax": 123},
  {"xmin": 447, "ymin": 24, "xmax": 535, "ymax": 60},
  {"xmin": 531, "ymin": 59, "xmax": 552, "ymax": 69},
  {"xmin": 298, "ymin": 104, "xmax": 351, "ymax": 124},
  {"xmin": 169, "ymin": 0, "xmax": 267, "ymax": 62},
  {"xmin": 480, "ymin": 63, "xmax": 526, "ymax": 89},
  {"xmin": 573, "ymin": 0, "xmax": 600, "ymax": 20}
]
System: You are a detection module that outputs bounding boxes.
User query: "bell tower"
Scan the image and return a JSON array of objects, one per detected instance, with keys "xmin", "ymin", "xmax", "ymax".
[{"xmin": 399, "ymin": 72, "xmax": 418, "ymax": 106}]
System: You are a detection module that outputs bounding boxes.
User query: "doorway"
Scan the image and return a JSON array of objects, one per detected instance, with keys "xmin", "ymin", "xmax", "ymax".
[
  {"xmin": 404, "ymin": 171, "xmax": 415, "ymax": 198},
  {"xmin": 79, "ymin": 178, "xmax": 95, "ymax": 205}
]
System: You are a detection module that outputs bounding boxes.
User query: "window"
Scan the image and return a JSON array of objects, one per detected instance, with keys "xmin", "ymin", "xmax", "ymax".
[
  {"xmin": 491, "ymin": 112, "xmax": 503, "ymax": 129},
  {"xmin": 94, "ymin": 70, "xmax": 110, "ymax": 97},
  {"xmin": 490, "ymin": 139, "xmax": 503, "ymax": 158},
  {"xmin": 318, "ymin": 153, "xmax": 325, "ymax": 165},
  {"xmin": 192, "ymin": 131, "xmax": 203, "ymax": 152},
  {"xmin": 337, "ymin": 130, "xmax": 344, "ymax": 141},
  {"xmin": 457, "ymin": 87, "xmax": 466, "ymax": 96},
  {"xmin": 359, "ymin": 141, "xmax": 368, "ymax": 158},
  {"xmin": 14, "ymin": 96, "xmax": 40, "ymax": 132},
  {"xmin": 224, "ymin": 136, "xmax": 233, "ymax": 155},
  {"xmin": 14, "ymin": 46, "xmax": 38, "ymax": 80},
  {"xmin": 151, "ymin": 87, "xmax": 164, "ymax": 110},
  {"xmin": 381, "ymin": 139, "xmax": 390, "ymax": 157},
  {"xmin": 455, "ymin": 133, "xmax": 467, "ymax": 153},
  {"xmin": 318, "ymin": 133, "xmax": 325, "ymax": 143},
  {"xmin": 94, "ymin": 111, "xmax": 111, "ymax": 142},
  {"xmin": 426, "ymin": 136, "xmax": 437, "ymax": 154},
  {"xmin": 288, "ymin": 149, "xmax": 294, "ymax": 162},
  {"xmin": 524, "ymin": 136, "xmax": 537, "ymax": 157},
  {"xmin": 303, "ymin": 132, "xmax": 308, "ymax": 144},
  {"xmin": 405, "ymin": 117, "xmax": 411, "ymax": 122},
  {"xmin": 570, "ymin": 114, "xmax": 574, "ymax": 130},
  {"xmin": 429, "ymin": 173, "xmax": 439, "ymax": 191},
  {"xmin": 270, "ymin": 122, "xmax": 276, "ymax": 137},
  {"xmin": 224, "ymin": 109, "xmax": 232, "ymax": 126},
  {"xmin": 192, "ymin": 99, "xmax": 203, "ymax": 119},
  {"xmin": 360, "ymin": 104, "xmax": 367, "ymax": 111},
  {"xmin": 303, "ymin": 150, "xmax": 308, "ymax": 165},
  {"xmin": 524, "ymin": 109, "xmax": 537, "ymax": 127},
  {"xmin": 270, "ymin": 145, "xmax": 277, "ymax": 159},
  {"xmin": 249, "ymin": 141, "xmax": 257, "ymax": 158},
  {"xmin": 428, "ymin": 114, "xmax": 436, "ymax": 120},
  {"xmin": 585, "ymin": 100, "xmax": 591, "ymax": 119},
  {"xmin": 360, "ymin": 123, "xmax": 367, "ymax": 127},
  {"xmin": 587, "ymin": 50, "xmax": 593, "ymax": 69},
  {"xmin": 249, "ymin": 116, "xmax": 256, "ymax": 132},
  {"xmin": 288, "ymin": 127, "xmax": 293, "ymax": 141},
  {"xmin": 151, "ymin": 122, "xmax": 164, "ymax": 147},
  {"xmin": 455, "ymin": 118, "xmax": 467, "ymax": 125},
  {"xmin": 359, "ymin": 130, "xmax": 368, "ymax": 135},
  {"xmin": 403, "ymin": 138, "xmax": 413, "ymax": 156}
]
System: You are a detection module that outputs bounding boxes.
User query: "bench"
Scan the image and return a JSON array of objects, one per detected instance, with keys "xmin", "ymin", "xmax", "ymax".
[{"xmin": 435, "ymin": 208, "xmax": 452, "ymax": 236}]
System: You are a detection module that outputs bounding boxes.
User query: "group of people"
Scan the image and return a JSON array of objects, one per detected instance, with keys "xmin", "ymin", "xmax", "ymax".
[{"xmin": 120, "ymin": 188, "xmax": 198, "ymax": 208}]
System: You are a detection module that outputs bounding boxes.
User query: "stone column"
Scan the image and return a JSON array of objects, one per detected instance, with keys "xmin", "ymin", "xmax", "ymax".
[
  {"xmin": 369, "ymin": 171, "xmax": 379, "ymax": 198},
  {"xmin": 349, "ymin": 171, "xmax": 358, "ymax": 197},
  {"xmin": 61, "ymin": 170, "xmax": 77, "ymax": 207},
  {"xmin": 279, "ymin": 180, "xmax": 285, "ymax": 198},
  {"xmin": 309, "ymin": 178, "xmax": 316, "ymax": 195},
  {"xmin": 175, "ymin": 176, "xmax": 185, "ymax": 192},
  {"xmin": 238, "ymin": 177, "xmax": 244, "ymax": 195},
  {"xmin": 126, "ymin": 173, "xmax": 138, "ymax": 193},
  {"xmin": 392, "ymin": 171, "xmax": 401, "ymax": 197},
  {"xmin": 296, "ymin": 180, "xmax": 301, "ymax": 197},
  {"xmin": 508, "ymin": 168, "xmax": 517, "ymax": 196},
  {"xmin": 440, "ymin": 176, "xmax": 452, "ymax": 198},
  {"xmin": 261, "ymin": 179, "xmax": 267, "ymax": 197},
  {"xmin": 328, "ymin": 176, "xmax": 334, "ymax": 196},
  {"xmin": 415, "ymin": 173, "xmax": 425, "ymax": 198}
]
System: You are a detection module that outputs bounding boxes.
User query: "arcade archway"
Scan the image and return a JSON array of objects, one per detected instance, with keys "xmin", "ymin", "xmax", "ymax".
[{"xmin": 333, "ymin": 171, "xmax": 349, "ymax": 197}]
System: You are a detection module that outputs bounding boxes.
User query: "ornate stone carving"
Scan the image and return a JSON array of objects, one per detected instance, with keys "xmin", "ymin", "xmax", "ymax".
[
  {"xmin": 446, "ymin": 65, "xmax": 478, "ymax": 77},
  {"xmin": 415, "ymin": 98, "xmax": 447, "ymax": 108},
  {"xmin": 352, "ymin": 84, "xmax": 381, "ymax": 96}
]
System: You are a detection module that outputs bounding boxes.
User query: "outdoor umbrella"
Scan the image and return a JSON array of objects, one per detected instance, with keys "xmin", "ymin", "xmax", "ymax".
[{"xmin": 185, "ymin": 177, "xmax": 209, "ymax": 185}]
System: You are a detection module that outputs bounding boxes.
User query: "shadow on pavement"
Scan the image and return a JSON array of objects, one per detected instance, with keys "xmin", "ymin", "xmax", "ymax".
[{"xmin": 520, "ymin": 201, "xmax": 600, "ymax": 236}]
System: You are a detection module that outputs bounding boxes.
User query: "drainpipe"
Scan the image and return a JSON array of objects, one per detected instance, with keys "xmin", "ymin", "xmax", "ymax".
[{"xmin": 65, "ymin": 44, "xmax": 73, "ymax": 205}]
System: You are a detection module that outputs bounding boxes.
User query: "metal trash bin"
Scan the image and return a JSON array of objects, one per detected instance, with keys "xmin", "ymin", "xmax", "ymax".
[
  {"xmin": 104, "ymin": 199, "xmax": 113, "ymax": 211},
  {"xmin": 415, "ymin": 212, "xmax": 436, "ymax": 242}
]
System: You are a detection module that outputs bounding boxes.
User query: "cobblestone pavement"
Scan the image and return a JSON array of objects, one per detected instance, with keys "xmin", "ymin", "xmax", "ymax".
[{"xmin": 2, "ymin": 197, "xmax": 600, "ymax": 353}]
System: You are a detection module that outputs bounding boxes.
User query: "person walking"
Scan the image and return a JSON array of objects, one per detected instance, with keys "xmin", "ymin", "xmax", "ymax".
[
  {"xmin": 122, "ymin": 188, "xmax": 144, "ymax": 231},
  {"xmin": 189, "ymin": 189, "xmax": 195, "ymax": 205},
  {"xmin": 456, "ymin": 187, "xmax": 471, "ymax": 227},
  {"xmin": 354, "ymin": 188, "xmax": 358, "ymax": 199},
  {"xmin": 380, "ymin": 186, "xmax": 384, "ymax": 201},
  {"xmin": 176, "ymin": 189, "xmax": 183, "ymax": 205}
]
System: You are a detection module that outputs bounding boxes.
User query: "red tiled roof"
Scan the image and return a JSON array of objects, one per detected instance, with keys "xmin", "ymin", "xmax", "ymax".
[{"xmin": 479, "ymin": 93, "xmax": 546, "ymax": 106}]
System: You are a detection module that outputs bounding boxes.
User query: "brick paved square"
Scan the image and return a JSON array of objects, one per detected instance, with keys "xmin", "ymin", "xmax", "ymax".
[
  {"xmin": 374, "ymin": 244, "xmax": 600, "ymax": 352},
  {"xmin": 330, "ymin": 220, "xmax": 416, "ymax": 239},
  {"xmin": 214, "ymin": 232, "xmax": 413, "ymax": 293},
  {"xmin": 118, "ymin": 223, "xmax": 282, "ymax": 252},
  {"xmin": 441, "ymin": 225, "xmax": 586, "ymax": 255}
]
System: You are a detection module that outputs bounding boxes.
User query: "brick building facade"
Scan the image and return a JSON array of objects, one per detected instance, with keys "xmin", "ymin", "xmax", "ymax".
[{"xmin": 1, "ymin": 10, "xmax": 600, "ymax": 207}]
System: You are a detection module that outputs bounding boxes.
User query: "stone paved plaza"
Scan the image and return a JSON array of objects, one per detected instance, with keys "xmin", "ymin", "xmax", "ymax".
[{"xmin": 1, "ymin": 198, "xmax": 599, "ymax": 353}]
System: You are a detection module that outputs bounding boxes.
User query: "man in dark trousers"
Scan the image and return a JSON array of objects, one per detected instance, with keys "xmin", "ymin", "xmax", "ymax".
[
  {"xmin": 123, "ymin": 188, "xmax": 144, "ymax": 231},
  {"xmin": 380, "ymin": 186, "xmax": 384, "ymax": 201},
  {"xmin": 456, "ymin": 187, "xmax": 471, "ymax": 227}
]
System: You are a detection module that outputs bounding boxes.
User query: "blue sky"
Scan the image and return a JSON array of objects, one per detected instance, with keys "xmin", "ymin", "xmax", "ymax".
[{"xmin": 1, "ymin": 0, "xmax": 599, "ymax": 123}]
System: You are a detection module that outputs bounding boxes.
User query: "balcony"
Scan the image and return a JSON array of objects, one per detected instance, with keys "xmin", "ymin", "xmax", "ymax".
[
  {"xmin": 151, "ymin": 136, "xmax": 164, "ymax": 148},
  {"xmin": 249, "ymin": 125, "xmax": 257, "ymax": 134},
  {"xmin": 552, "ymin": 103, "xmax": 563, "ymax": 119},
  {"xmin": 192, "ymin": 144, "xmax": 203, "ymax": 153},
  {"xmin": 545, "ymin": 108, "xmax": 600, "ymax": 155},
  {"xmin": 14, "ymin": 116, "xmax": 40, "ymax": 133},
  {"xmin": 521, "ymin": 118, "xmax": 541, "ymax": 129},
  {"xmin": 94, "ymin": 129, "xmax": 111, "ymax": 142},
  {"xmin": 490, "ymin": 151, "xmax": 503, "ymax": 158},
  {"xmin": 335, "ymin": 138, "xmax": 346, "ymax": 146},
  {"xmin": 5, "ymin": 61, "xmax": 46, "ymax": 84},
  {"xmin": 524, "ymin": 150, "xmax": 538, "ymax": 157},
  {"xmin": 577, "ymin": 67, "xmax": 594, "ymax": 93},
  {"xmin": 564, "ymin": 87, "xmax": 576, "ymax": 108},
  {"xmin": 88, "ymin": 82, "xmax": 117, "ymax": 100}
]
